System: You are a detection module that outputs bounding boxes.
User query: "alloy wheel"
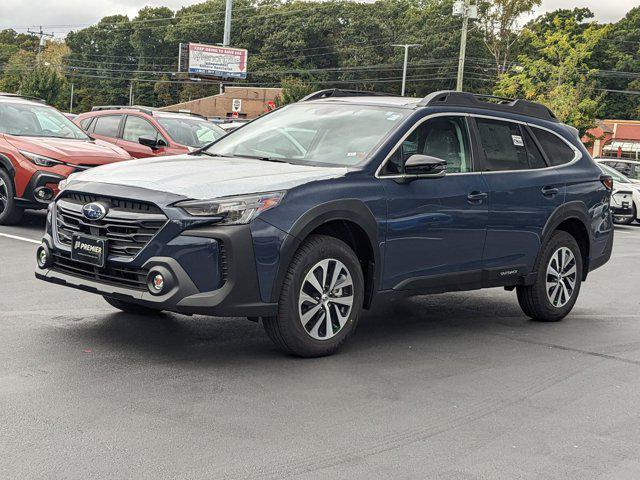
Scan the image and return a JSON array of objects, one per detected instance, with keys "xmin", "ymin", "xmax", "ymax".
[
  {"xmin": 298, "ymin": 258, "xmax": 354, "ymax": 340},
  {"xmin": 546, "ymin": 247, "xmax": 577, "ymax": 308},
  {"xmin": 0, "ymin": 177, "xmax": 7, "ymax": 214}
]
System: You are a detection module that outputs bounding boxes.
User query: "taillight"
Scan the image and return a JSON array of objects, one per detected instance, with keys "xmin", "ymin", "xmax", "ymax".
[{"xmin": 600, "ymin": 175, "xmax": 613, "ymax": 191}]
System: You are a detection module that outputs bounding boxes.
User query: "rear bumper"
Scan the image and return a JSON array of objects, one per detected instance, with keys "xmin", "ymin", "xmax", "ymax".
[{"xmin": 35, "ymin": 224, "xmax": 278, "ymax": 317}]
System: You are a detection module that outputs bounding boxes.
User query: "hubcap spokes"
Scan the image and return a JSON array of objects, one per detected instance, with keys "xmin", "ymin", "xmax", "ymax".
[
  {"xmin": 298, "ymin": 258, "xmax": 354, "ymax": 340},
  {"xmin": 0, "ymin": 178, "xmax": 7, "ymax": 214},
  {"xmin": 546, "ymin": 247, "xmax": 576, "ymax": 308}
]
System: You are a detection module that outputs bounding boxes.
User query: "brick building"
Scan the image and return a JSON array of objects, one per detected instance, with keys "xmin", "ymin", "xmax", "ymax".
[
  {"xmin": 582, "ymin": 119, "xmax": 640, "ymax": 159},
  {"xmin": 160, "ymin": 86, "xmax": 282, "ymax": 119}
]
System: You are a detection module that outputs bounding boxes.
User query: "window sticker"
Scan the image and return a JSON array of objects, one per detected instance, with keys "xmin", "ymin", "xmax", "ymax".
[{"xmin": 512, "ymin": 135, "xmax": 524, "ymax": 147}]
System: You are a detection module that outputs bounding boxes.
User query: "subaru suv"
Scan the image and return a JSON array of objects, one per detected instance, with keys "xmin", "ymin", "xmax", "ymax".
[
  {"xmin": 35, "ymin": 90, "xmax": 614, "ymax": 357},
  {"xmin": 0, "ymin": 93, "xmax": 131, "ymax": 225}
]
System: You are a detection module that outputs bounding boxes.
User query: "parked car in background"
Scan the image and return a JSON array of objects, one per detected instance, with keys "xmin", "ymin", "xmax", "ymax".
[
  {"xmin": 75, "ymin": 106, "xmax": 227, "ymax": 159},
  {"xmin": 0, "ymin": 93, "xmax": 131, "ymax": 225},
  {"xmin": 596, "ymin": 158, "xmax": 640, "ymax": 183},
  {"xmin": 597, "ymin": 162, "xmax": 640, "ymax": 224},
  {"xmin": 36, "ymin": 90, "xmax": 614, "ymax": 357}
]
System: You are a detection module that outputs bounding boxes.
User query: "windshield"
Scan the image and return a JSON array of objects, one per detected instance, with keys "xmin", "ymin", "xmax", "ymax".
[
  {"xmin": 0, "ymin": 101, "xmax": 89, "ymax": 139},
  {"xmin": 204, "ymin": 103, "xmax": 409, "ymax": 166},
  {"xmin": 156, "ymin": 116, "xmax": 226, "ymax": 148},
  {"xmin": 599, "ymin": 163, "xmax": 631, "ymax": 183}
]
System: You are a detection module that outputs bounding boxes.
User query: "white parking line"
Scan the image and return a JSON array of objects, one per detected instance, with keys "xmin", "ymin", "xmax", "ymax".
[{"xmin": 0, "ymin": 232, "xmax": 41, "ymax": 244}]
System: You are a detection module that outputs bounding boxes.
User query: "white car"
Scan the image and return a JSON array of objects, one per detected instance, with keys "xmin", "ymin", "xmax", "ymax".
[{"xmin": 598, "ymin": 162, "xmax": 640, "ymax": 224}]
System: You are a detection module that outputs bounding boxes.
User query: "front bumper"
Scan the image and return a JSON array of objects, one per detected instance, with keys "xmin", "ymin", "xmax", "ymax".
[
  {"xmin": 35, "ymin": 223, "xmax": 278, "ymax": 317},
  {"xmin": 16, "ymin": 171, "xmax": 66, "ymax": 209}
]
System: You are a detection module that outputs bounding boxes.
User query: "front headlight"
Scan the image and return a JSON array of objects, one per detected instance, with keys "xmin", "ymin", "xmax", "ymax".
[
  {"xmin": 20, "ymin": 150, "xmax": 63, "ymax": 167},
  {"xmin": 175, "ymin": 192, "xmax": 285, "ymax": 224}
]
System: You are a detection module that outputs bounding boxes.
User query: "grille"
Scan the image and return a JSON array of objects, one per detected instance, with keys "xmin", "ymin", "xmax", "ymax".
[
  {"xmin": 52, "ymin": 251, "xmax": 148, "ymax": 290},
  {"xmin": 54, "ymin": 194, "xmax": 167, "ymax": 260}
]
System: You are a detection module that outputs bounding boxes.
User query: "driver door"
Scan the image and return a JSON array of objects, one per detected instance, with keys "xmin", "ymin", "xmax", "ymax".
[
  {"xmin": 116, "ymin": 115, "xmax": 167, "ymax": 158},
  {"xmin": 380, "ymin": 114, "xmax": 489, "ymax": 292}
]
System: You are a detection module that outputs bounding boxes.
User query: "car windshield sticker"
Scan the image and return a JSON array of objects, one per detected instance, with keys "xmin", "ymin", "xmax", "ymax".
[{"xmin": 512, "ymin": 135, "xmax": 524, "ymax": 147}]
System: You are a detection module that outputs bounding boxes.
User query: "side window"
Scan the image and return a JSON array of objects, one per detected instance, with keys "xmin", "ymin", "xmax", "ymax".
[
  {"xmin": 476, "ymin": 118, "xmax": 531, "ymax": 171},
  {"xmin": 79, "ymin": 117, "xmax": 94, "ymax": 131},
  {"xmin": 381, "ymin": 116, "xmax": 472, "ymax": 175},
  {"xmin": 92, "ymin": 115, "xmax": 122, "ymax": 138},
  {"xmin": 522, "ymin": 128, "xmax": 547, "ymax": 169},
  {"xmin": 122, "ymin": 116, "xmax": 160, "ymax": 143},
  {"xmin": 532, "ymin": 128, "xmax": 576, "ymax": 166}
]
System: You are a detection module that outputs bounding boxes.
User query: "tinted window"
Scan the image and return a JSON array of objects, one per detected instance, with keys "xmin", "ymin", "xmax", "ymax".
[
  {"xmin": 476, "ymin": 119, "xmax": 532, "ymax": 171},
  {"xmin": 522, "ymin": 128, "xmax": 547, "ymax": 169},
  {"xmin": 0, "ymin": 102, "xmax": 89, "ymax": 139},
  {"xmin": 122, "ymin": 116, "xmax": 159, "ymax": 143},
  {"xmin": 533, "ymin": 128, "xmax": 576, "ymax": 166},
  {"xmin": 382, "ymin": 116, "xmax": 472, "ymax": 175},
  {"xmin": 93, "ymin": 115, "xmax": 122, "ymax": 138}
]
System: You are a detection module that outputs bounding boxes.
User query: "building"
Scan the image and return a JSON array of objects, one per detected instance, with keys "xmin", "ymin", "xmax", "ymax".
[
  {"xmin": 583, "ymin": 119, "xmax": 640, "ymax": 159},
  {"xmin": 160, "ymin": 86, "xmax": 282, "ymax": 119}
]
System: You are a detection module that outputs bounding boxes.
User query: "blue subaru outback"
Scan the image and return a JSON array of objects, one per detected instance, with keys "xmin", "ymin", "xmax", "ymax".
[{"xmin": 36, "ymin": 90, "xmax": 614, "ymax": 357}]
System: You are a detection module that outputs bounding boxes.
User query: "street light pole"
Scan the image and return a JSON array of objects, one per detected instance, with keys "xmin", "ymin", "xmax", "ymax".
[
  {"xmin": 392, "ymin": 44, "xmax": 420, "ymax": 96},
  {"xmin": 223, "ymin": 0, "xmax": 233, "ymax": 47},
  {"xmin": 453, "ymin": 0, "xmax": 476, "ymax": 92}
]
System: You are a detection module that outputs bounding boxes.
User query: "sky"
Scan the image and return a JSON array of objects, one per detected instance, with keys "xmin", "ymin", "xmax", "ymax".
[{"xmin": 0, "ymin": 0, "xmax": 637, "ymax": 39}]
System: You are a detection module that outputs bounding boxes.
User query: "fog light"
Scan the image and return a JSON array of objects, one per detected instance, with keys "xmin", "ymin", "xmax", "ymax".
[
  {"xmin": 36, "ymin": 244, "xmax": 52, "ymax": 269},
  {"xmin": 34, "ymin": 186, "xmax": 54, "ymax": 202},
  {"xmin": 151, "ymin": 273, "xmax": 164, "ymax": 292}
]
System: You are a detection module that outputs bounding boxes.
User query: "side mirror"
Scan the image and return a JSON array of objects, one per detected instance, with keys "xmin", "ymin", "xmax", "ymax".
[
  {"xmin": 403, "ymin": 154, "xmax": 447, "ymax": 178},
  {"xmin": 139, "ymin": 136, "xmax": 164, "ymax": 149}
]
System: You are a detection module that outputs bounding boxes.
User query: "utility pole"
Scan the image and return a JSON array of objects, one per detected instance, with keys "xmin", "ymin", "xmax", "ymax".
[
  {"xmin": 392, "ymin": 44, "xmax": 420, "ymax": 96},
  {"xmin": 69, "ymin": 83, "xmax": 74, "ymax": 113},
  {"xmin": 223, "ymin": 0, "xmax": 233, "ymax": 47},
  {"xmin": 453, "ymin": 0, "xmax": 477, "ymax": 92},
  {"xmin": 221, "ymin": 0, "xmax": 233, "ymax": 95},
  {"xmin": 129, "ymin": 82, "xmax": 134, "ymax": 106},
  {"xmin": 27, "ymin": 26, "xmax": 54, "ymax": 64}
]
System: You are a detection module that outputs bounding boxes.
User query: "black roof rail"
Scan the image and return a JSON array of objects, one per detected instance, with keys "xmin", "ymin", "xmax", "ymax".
[
  {"xmin": 91, "ymin": 105, "xmax": 156, "ymax": 115},
  {"xmin": 0, "ymin": 92, "xmax": 46, "ymax": 104},
  {"xmin": 418, "ymin": 90, "xmax": 559, "ymax": 123},
  {"xmin": 300, "ymin": 89, "xmax": 396, "ymax": 102}
]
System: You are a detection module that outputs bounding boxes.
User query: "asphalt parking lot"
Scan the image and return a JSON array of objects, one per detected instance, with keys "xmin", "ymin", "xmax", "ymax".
[{"xmin": 2, "ymin": 212, "xmax": 640, "ymax": 480}]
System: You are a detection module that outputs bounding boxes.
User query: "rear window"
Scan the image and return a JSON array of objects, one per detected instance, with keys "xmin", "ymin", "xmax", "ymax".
[
  {"xmin": 93, "ymin": 115, "xmax": 122, "ymax": 138},
  {"xmin": 533, "ymin": 128, "xmax": 576, "ymax": 166},
  {"xmin": 476, "ymin": 118, "xmax": 531, "ymax": 171}
]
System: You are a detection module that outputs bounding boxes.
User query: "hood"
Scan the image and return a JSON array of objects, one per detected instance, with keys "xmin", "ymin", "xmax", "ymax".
[
  {"xmin": 4, "ymin": 135, "xmax": 131, "ymax": 165},
  {"xmin": 64, "ymin": 154, "xmax": 349, "ymax": 199}
]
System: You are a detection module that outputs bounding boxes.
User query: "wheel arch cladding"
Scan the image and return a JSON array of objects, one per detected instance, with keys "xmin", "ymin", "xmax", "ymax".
[
  {"xmin": 540, "ymin": 202, "xmax": 591, "ymax": 281},
  {"xmin": 0, "ymin": 154, "xmax": 16, "ymax": 185},
  {"xmin": 270, "ymin": 200, "xmax": 380, "ymax": 309}
]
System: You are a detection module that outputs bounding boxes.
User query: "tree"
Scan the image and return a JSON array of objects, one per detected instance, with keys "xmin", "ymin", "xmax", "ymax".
[
  {"xmin": 277, "ymin": 77, "xmax": 315, "ymax": 105},
  {"xmin": 478, "ymin": 0, "xmax": 542, "ymax": 76},
  {"xmin": 494, "ymin": 12, "xmax": 608, "ymax": 133},
  {"xmin": 20, "ymin": 65, "xmax": 65, "ymax": 104}
]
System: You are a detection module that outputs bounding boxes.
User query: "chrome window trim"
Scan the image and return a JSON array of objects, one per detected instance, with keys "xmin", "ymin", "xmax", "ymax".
[{"xmin": 375, "ymin": 111, "xmax": 583, "ymax": 179}]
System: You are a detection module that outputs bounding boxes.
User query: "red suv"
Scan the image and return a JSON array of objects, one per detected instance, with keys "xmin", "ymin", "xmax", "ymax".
[
  {"xmin": 0, "ymin": 94, "xmax": 132, "ymax": 225},
  {"xmin": 75, "ymin": 106, "xmax": 226, "ymax": 159}
]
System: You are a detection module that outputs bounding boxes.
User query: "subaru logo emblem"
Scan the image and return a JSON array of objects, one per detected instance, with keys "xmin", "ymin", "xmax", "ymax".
[{"xmin": 82, "ymin": 202, "xmax": 107, "ymax": 221}]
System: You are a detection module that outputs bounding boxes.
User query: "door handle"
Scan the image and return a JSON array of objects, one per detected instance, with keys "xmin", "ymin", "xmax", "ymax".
[
  {"xmin": 542, "ymin": 186, "xmax": 559, "ymax": 197},
  {"xmin": 467, "ymin": 191, "xmax": 488, "ymax": 203}
]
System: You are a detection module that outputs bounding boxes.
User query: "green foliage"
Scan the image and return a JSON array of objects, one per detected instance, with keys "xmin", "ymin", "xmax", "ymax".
[
  {"xmin": 20, "ymin": 65, "xmax": 66, "ymax": 105},
  {"xmin": 495, "ymin": 11, "xmax": 608, "ymax": 133},
  {"xmin": 278, "ymin": 77, "xmax": 315, "ymax": 104}
]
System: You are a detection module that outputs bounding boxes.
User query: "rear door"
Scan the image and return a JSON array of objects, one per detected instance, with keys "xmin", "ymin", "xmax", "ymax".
[
  {"xmin": 89, "ymin": 114, "xmax": 123, "ymax": 146},
  {"xmin": 473, "ymin": 117, "xmax": 566, "ymax": 280}
]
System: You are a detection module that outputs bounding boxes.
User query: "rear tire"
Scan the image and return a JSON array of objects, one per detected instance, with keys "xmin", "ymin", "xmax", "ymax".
[
  {"xmin": 262, "ymin": 234, "xmax": 364, "ymax": 357},
  {"xmin": 103, "ymin": 296, "xmax": 162, "ymax": 316},
  {"xmin": 0, "ymin": 169, "xmax": 24, "ymax": 225},
  {"xmin": 517, "ymin": 231, "xmax": 582, "ymax": 322}
]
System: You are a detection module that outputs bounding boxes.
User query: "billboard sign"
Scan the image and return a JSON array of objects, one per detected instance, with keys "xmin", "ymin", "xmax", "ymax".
[{"xmin": 180, "ymin": 43, "xmax": 248, "ymax": 79}]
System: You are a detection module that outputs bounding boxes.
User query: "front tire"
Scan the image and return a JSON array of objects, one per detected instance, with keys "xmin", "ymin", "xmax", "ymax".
[
  {"xmin": 0, "ymin": 169, "xmax": 24, "ymax": 225},
  {"xmin": 517, "ymin": 231, "xmax": 582, "ymax": 322},
  {"xmin": 103, "ymin": 296, "xmax": 162, "ymax": 316},
  {"xmin": 263, "ymin": 234, "xmax": 364, "ymax": 357}
]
